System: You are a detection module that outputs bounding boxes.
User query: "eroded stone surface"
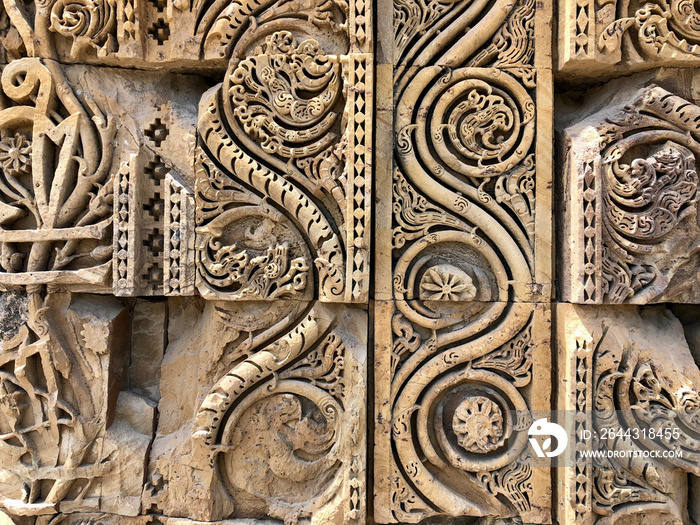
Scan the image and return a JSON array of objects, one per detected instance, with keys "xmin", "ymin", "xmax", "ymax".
[
  {"xmin": 559, "ymin": 73, "xmax": 700, "ymax": 304},
  {"xmin": 556, "ymin": 304, "xmax": 700, "ymax": 525},
  {"xmin": 4, "ymin": 0, "xmax": 700, "ymax": 523},
  {"xmin": 0, "ymin": 290, "xmax": 27, "ymax": 339},
  {"xmin": 0, "ymin": 292, "xmax": 148, "ymax": 516},
  {"xmin": 147, "ymin": 300, "xmax": 367, "ymax": 524}
]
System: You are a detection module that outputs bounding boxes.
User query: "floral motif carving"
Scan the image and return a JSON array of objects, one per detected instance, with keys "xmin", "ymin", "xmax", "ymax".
[
  {"xmin": 0, "ymin": 292, "xmax": 148, "ymax": 516},
  {"xmin": 558, "ymin": 305, "xmax": 700, "ymax": 524},
  {"xmin": 0, "ymin": 0, "xmax": 368, "ymax": 66},
  {"xmin": 419, "ymin": 265, "xmax": 477, "ymax": 301},
  {"xmin": 182, "ymin": 303, "xmax": 366, "ymax": 524},
  {"xmin": 376, "ymin": 0, "xmax": 550, "ymax": 522},
  {"xmin": 563, "ymin": 85, "xmax": 700, "ymax": 303},
  {"xmin": 377, "ymin": 299, "xmax": 548, "ymax": 522},
  {"xmin": 0, "ymin": 59, "xmax": 116, "ymax": 288},
  {"xmin": 452, "ymin": 396, "xmax": 504, "ymax": 453},
  {"xmin": 599, "ymin": 0, "xmax": 700, "ymax": 60},
  {"xmin": 0, "ymin": 134, "xmax": 31, "ymax": 178}
]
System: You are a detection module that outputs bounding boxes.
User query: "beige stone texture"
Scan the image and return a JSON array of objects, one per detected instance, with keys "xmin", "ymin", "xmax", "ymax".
[
  {"xmin": 557, "ymin": 0, "xmax": 700, "ymax": 84},
  {"xmin": 129, "ymin": 299, "xmax": 167, "ymax": 401},
  {"xmin": 559, "ymin": 71, "xmax": 700, "ymax": 304},
  {"xmin": 556, "ymin": 303, "xmax": 700, "ymax": 525},
  {"xmin": 5, "ymin": 0, "xmax": 700, "ymax": 523},
  {"xmin": 145, "ymin": 300, "xmax": 367, "ymax": 523}
]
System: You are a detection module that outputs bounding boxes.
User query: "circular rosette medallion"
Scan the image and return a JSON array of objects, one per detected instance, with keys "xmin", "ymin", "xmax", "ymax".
[
  {"xmin": 451, "ymin": 395, "xmax": 503, "ymax": 453},
  {"xmin": 393, "ymin": 231, "xmax": 507, "ymax": 335},
  {"xmin": 424, "ymin": 370, "xmax": 530, "ymax": 473}
]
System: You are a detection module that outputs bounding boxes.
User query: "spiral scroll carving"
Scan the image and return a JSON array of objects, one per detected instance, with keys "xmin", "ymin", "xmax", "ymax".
[
  {"xmin": 565, "ymin": 85, "xmax": 700, "ymax": 304},
  {"xmin": 377, "ymin": 0, "xmax": 548, "ymax": 521},
  {"xmin": 190, "ymin": 0, "xmax": 369, "ymax": 520}
]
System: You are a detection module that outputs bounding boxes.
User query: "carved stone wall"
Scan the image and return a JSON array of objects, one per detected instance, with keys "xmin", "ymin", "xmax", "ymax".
[
  {"xmin": 556, "ymin": 2, "xmax": 700, "ymax": 523},
  {"xmin": 0, "ymin": 0, "xmax": 699, "ymax": 524}
]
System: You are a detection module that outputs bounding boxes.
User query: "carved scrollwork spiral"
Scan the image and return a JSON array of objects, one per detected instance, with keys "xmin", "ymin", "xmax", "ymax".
[
  {"xmin": 221, "ymin": 388, "xmax": 343, "ymax": 508},
  {"xmin": 566, "ymin": 317, "xmax": 700, "ymax": 524},
  {"xmin": 389, "ymin": 309, "xmax": 536, "ymax": 518},
  {"xmin": 600, "ymin": 0, "xmax": 700, "ymax": 59},
  {"xmin": 394, "ymin": 70, "xmax": 536, "ymax": 305},
  {"xmin": 579, "ymin": 86, "xmax": 700, "ymax": 303},
  {"xmin": 49, "ymin": 0, "xmax": 117, "ymax": 56},
  {"xmin": 199, "ymin": 0, "xmax": 349, "ymax": 61},
  {"xmin": 602, "ymin": 140, "xmax": 698, "ymax": 243},
  {"xmin": 224, "ymin": 31, "xmax": 345, "ymax": 188},
  {"xmin": 399, "ymin": 69, "xmax": 535, "ymax": 179},
  {"xmin": 196, "ymin": 26, "xmax": 354, "ymax": 302},
  {"xmin": 191, "ymin": 302, "xmax": 365, "ymax": 522}
]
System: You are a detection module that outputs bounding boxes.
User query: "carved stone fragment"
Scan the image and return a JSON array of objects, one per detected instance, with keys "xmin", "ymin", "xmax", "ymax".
[
  {"xmin": 558, "ymin": 0, "xmax": 700, "ymax": 82},
  {"xmin": 560, "ymin": 77, "xmax": 700, "ymax": 304},
  {"xmin": 146, "ymin": 300, "xmax": 367, "ymax": 524},
  {"xmin": 10, "ymin": 0, "xmax": 700, "ymax": 522},
  {"xmin": 557, "ymin": 303, "xmax": 700, "ymax": 525},
  {"xmin": 0, "ymin": 292, "xmax": 154, "ymax": 517},
  {"xmin": 0, "ymin": 60, "xmax": 202, "ymax": 296},
  {"xmin": 194, "ymin": 31, "xmax": 372, "ymax": 303}
]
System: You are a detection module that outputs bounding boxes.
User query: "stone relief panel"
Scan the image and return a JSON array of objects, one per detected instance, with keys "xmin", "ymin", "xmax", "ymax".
[
  {"xmin": 559, "ymin": 76, "xmax": 700, "ymax": 304},
  {"xmin": 9, "ymin": 0, "xmax": 700, "ymax": 523},
  {"xmin": 195, "ymin": 29, "xmax": 372, "ymax": 303},
  {"xmin": 558, "ymin": 0, "xmax": 700, "ymax": 81},
  {"xmin": 374, "ymin": 300, "xmax": 552, "ymax": 523},
  {"xmin": 556, "ymin": 303, "xmax": 700, "ymax": 525},
  {"xmin": 383, "ymin": 0, "xmax": 552, "ymax": 303},
  {"xmin": 0, "ymin": 292, "xmax": 154, "ymax": 517},
  {"xmin": 0, "ymin": 0, "xmax": 371, "ymax": 67},
  {"xmin": 373, "ymin": 0, "xmax": 553, "ymax": 523},
  {"xmin": 145, "ymin": 300, "xmax": 366, "ymax": 524},
  {"xmin": 0, "ymin": 59, "xmax": 118, "ymax": 291}
]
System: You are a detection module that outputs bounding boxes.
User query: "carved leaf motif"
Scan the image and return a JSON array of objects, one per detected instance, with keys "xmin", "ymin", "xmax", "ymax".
[{"xmin": 0, "ymin": 59, "xmax": 116, "ymax": 284}]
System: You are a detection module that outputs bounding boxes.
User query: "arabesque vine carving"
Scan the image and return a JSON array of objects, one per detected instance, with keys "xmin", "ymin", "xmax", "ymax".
[
  {"xmin": 196, "ymin": 22, "xmax": 371, "ymax": 303},
  {"xmin": 374, "ymin": 0, "xmax": 550, "ymax": 522},
  {"xmin": 558, "ymin": 305, "xmax": 700, "ymax": 524},
  {"xmin": 563, "ymin": 85, "xmax": 700, "ymax": 303},
  {"xmin": 0, "ymin": 58, "xmax": 115, "ymax": 289}
]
